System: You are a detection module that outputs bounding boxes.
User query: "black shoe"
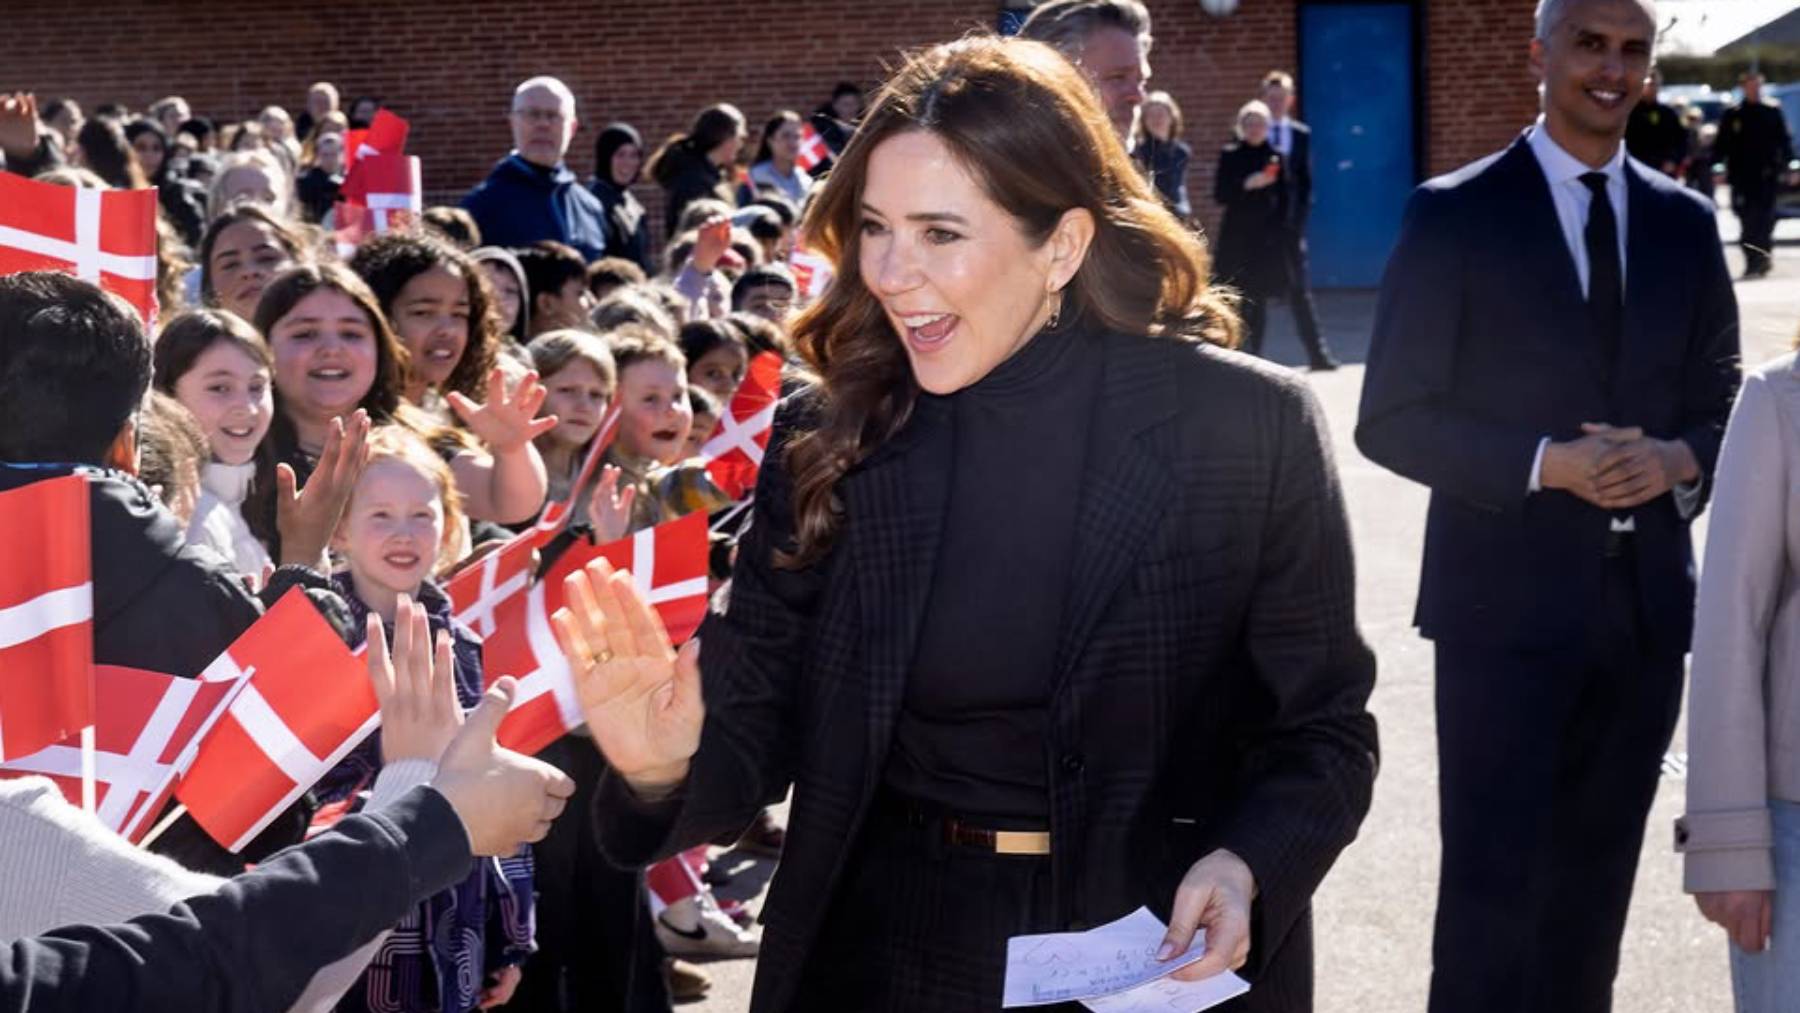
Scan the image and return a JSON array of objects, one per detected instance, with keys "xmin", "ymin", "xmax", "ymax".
[{"xmin": 1308, "ymin": 355, "xmax": 1341, "ymax": 372}]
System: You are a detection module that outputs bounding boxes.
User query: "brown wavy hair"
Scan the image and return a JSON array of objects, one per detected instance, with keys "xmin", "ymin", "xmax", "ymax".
[
  {"xmin": 348, "ymin": 229, "xmax": 502, "ymax": 404},
  {"xmin": 780, "ymin": 35, "xmax": 1239, "ymax": 568}
]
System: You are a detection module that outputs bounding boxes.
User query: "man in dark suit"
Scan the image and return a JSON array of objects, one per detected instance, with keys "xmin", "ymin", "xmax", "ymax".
[
  {"xmin": 1259, "ymin": 70, "xmax": 1339, "ymax": 371},
  {"xmin": 1356, "ymin": 0, "xmax": 1739, "ymax": 1010}
]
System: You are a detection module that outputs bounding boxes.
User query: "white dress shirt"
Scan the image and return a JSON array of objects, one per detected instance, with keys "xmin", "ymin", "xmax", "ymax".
[{"xmin": 1522, "ymin": 117, "xmax": 1700, "ymax": 522}]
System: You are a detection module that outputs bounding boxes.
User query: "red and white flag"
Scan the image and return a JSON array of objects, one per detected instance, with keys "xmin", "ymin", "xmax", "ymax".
[
  {"xmin": 788, "ymin": 241, "xmax": 834, "ymax": 304},
  {"xmin": 177, "ymin": 591, "xmax": 376, "ymax": 852},
  {"xmin": 0, "ymin": 475, "xmax": 94, "ymax": 762},
  {"xmin": 544, "ymin": 511, "xmax": 712, "ymax": 647},
  {"xmin": 701, "ymin": 351, "xmax": 782, "ymax": 501},
  {"xmin": 458, "ymin": 513, "xmax": 711, "ymax": 756},
  {"xmin": 0, "ymin": 172, "xmax": 159, "ymax": 326},
  {"xmin": 342, "ymin": 109, "xmax": 410, "ymax": 174},
  {"xmin": 0, "ymin": 665, "xmax": 232, "ymax": 842},
  {"xmin": 447, "ymin": 527, "xmax": 549, "ymax": 641},
  {"xmin": 533, "ymin": 406, "xmax": 622, "ymax": 536},
  {"xmin": 341, "ymin": 153, "xmax": 422, "ymax": 231},
  {"xmin": 334, "ymin": 154, "xmax": 422, "ymax": 257},
  {"xmin": 796, "ymin": 122, "xmax": 829, "ymax": 172}
]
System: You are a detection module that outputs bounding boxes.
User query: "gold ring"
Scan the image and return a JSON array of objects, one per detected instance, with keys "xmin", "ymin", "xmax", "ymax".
[{"xmin": 596, "ymin": 649, "xmax": 613, "ymax": 665}]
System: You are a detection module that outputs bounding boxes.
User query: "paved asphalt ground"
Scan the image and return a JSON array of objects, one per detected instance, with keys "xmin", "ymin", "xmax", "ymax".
[{"xmin": 679, "ymin": 207, "xmax": 1799, "ymax": 1012}]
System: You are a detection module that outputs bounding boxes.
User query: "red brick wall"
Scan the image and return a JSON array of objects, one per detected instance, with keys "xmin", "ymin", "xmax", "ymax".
[
  {"xmin": 1423, "ymin": 0, "xmax": 1541, "ymax": 176},
  {"xmin": 2, "ymin": 0, "xmax": 1536, "ymax": 258}
]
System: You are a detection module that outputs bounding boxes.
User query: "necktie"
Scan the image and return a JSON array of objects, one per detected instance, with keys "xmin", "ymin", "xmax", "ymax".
[
  {"xmin": 1580, "ymin": 172, "xmax": 1622, "ymax": 379},
  {"xmin": 1274, "ymin": 123, "xmax": 1285, "ymax": 152}
]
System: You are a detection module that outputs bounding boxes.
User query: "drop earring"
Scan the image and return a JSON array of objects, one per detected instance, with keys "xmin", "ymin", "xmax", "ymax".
[{"xmin": 1045, "ymin": 290, "xmax": 1064, "ymax": 330}]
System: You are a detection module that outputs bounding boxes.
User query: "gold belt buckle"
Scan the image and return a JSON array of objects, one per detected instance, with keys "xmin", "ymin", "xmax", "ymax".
[{"xmin": 992, "ymin": 830, "xmax": 1052, "ymax": 856}]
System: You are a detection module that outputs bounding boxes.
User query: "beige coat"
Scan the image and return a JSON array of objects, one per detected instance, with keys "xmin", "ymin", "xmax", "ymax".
[{"xmin": 1680, "ymin": 352, "xmax": 1800, "ymax": 892}]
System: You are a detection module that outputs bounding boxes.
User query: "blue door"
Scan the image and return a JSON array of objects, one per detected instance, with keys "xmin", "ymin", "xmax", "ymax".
[{"xmin": 1299, "ymin": 3, "xmax": 1417, "ymax": 287}]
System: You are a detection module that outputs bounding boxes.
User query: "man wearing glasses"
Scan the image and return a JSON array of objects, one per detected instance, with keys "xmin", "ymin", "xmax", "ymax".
[{"xmin": 462, "ymin": 76, "xmax": 610, "ymax": 262}]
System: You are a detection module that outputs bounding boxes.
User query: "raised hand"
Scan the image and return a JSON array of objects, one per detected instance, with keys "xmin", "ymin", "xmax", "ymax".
[
  {"xmin": 552, "ymin": 557, "xmax": 704, "ymax": 792},
  {"xmin": 0, "ymin": 93, "xmax": 41, "ymax": 161},
  {"xmin": 276, "ymin": 409, "xmax": 371, "ymax": 566},
  {"xmin": 585, "ymin": 464, "xmax": 637, "ymax": 546},
  {"xmin": 447, "ymin": 368, "xmax": 558, "ymax": 454},
  {"xmin": 364, "ymin": 595, "xmax": 462, "ymax": 765},
  {"xmin": 429, "ymin": 677, "xmax": 576, "ymax": 856},
  {"xmin": 692, "ymin": 216, "xmax": 733, "ymax": 274},
  {"xmin": 1160, "ymin": 848, "xmax": 1256, "ymax": 982}
]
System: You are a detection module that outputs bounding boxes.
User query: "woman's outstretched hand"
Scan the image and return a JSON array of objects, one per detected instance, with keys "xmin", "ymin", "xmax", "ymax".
[
  {"xmin": 553, "ymin": 557, "xmax": 703, "ymax": 793},
  {"xmin": 1160, "ymin": 848, "xmax": 1256, "ymax": 982}
]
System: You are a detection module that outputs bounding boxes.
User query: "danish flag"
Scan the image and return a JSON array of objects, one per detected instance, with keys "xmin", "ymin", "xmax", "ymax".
[
  {"xmin": 788, "ymin": 241, "xmax": 834, "ymax": 304},
  {"xmin": 342, "ymin": 109, "xmax": 410, "ymax": 174},
  {"xmin": 177, "ymin": 590, "xmax": 377, "ymax": 852},
  {"xmin": 0, "ymin": 172, "xmax": 159, "ymax": 326},
  {"xmin": 334, "ymin": 154, "xmax": 422, "ymax": 257},
  {"xmin": 534, "ymin": 406, "xmax": 622, "ymax": 536},
  {"xmin": 449, "ymin": 513, "xmax": 711, "ymax": 756},
  {"xmin": 444, "ymin": 404, "xmax": 619, "ymax": 643},
  {"xmin": 0, "ymin": 665, "xmax": 232, "ymax": 842},
  {"xmin": 335, "ymin": 110, "xmax": 419, "ymax": 257},
  {"xmin": 0, "ymin": 475, "xmax": 94, "ymax": 762},
  {"xmin": 796, "ymin": 122, "xmax": 829, "ymax": 172},
  {"xmin": 701, "ymin": 351, "xmax": 783, "ymax": 500}
]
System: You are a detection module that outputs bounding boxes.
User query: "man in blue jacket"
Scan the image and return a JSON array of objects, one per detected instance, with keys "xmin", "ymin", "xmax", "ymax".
[{"xmin": 462, "ymin": 76, "xmax": 609, "ymax": 262}]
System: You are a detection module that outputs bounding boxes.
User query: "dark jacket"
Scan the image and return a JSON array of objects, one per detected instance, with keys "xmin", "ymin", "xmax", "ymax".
[
  {"xmin": 1356, "ymin": 133, "xmax": 1741, "ymax": 652},
  {"xmin": 0, "ymin": 463, "xmax": 335, "ymax": 874},
  {"xmin": 589, "ymin": 178, "xmax": 654, "ymax": 274},
  {"xmin": 0, "ymin": 786, "xmax": 475, "ymax": 1013},
  {"xmin": 650, "ymin": 144, "xmax": 735, "ymax": 237},
  {"xmin": 1133, "ymin": 135, "xmax": 1192, "ymax": 219},
  {"xmin": 1275, "ymin": 120, "xmax": 1315, "ymax": 232},
  {"xmin": 596, "ymin": 329, "xmax": 1380, "ymax": 1013},
  {"xmin": 1715, "ymin": 101, "xmax": 1795, "ymax": 192},
  {"xmin": 589, "ymin": 122, "xmax": 656, "ymax": 273},
  {"xmin": 461, "ymin": 154, "xmax": 609, "ymax": 262},
  {"xmin": 296, "ymin": 166, "xmax": 342, "ymax": 225},
  {"xmin": 0, "ymin": 463, "xmax": 264, "ymax": 678},
  {"xmin": 1625, "ymin": 100, "xmax": 1689, "ymax": 174},
  {"xmin": 1212, "ymin": 141, "xmax": 1292, "ymax": 297}
]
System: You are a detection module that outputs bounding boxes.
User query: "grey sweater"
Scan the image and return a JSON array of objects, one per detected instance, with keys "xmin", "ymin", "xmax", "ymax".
[{"xmin": 0, "ymin": 760, "xmax": 437, "ymax": 1012}]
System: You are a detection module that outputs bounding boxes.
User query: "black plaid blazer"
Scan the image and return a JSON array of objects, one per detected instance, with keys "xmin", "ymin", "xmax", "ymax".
[{"xmin": 595, "ymin": 329, "xmax": 1379, "ymax": 1012}]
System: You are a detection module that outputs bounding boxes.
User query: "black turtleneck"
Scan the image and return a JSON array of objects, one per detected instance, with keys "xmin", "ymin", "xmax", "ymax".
[{"xmin": 882, "ymin": 320, "xmax": 1102, "ymax": 825}]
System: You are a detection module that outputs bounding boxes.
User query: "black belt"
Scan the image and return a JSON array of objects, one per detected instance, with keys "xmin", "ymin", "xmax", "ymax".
[
  {"xmin": 877, "ymin": 792, "xmax": 1052, "ymax": 856},
  {"xmin": 1604, "ymin": 528, "xmax": 1633, "ymax": 559}
]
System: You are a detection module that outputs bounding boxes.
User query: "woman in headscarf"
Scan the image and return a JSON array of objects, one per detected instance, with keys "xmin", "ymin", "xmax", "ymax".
[{"xmin": 588, "ymin": 122, "xmax": 655, "ymax": 275}]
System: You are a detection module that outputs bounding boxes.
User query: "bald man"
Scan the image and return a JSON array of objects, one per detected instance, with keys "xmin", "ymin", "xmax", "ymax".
[{"xmin": 462, "ymin": 76, "xmax": 609, "ymax": 261}]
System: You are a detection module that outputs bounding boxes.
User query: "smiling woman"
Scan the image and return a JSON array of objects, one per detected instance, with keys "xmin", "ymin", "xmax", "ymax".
[
  {"xmin": 350, "ymin": 232, "xmax": 502, "ymax": 407},
  {"xmin": 198, "ymin": 203, "xmax": 308, "ymax": 324},
  {"xmin": 244, "ymin": 262, "xmax": 408, "ymax": 556},
  {"xmin": 577, "ymin": 34, "xmax": 1378, "ymax": 1013}
]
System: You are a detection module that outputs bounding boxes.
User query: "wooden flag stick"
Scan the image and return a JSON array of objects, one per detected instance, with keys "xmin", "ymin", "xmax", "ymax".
[
  {"xmin": 138, "ymin": 804, "xmax": 188, "ymax": 850},
  {"xmin": 79, "ymin": 725, "xmax": 96, "ymax": 815}
]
